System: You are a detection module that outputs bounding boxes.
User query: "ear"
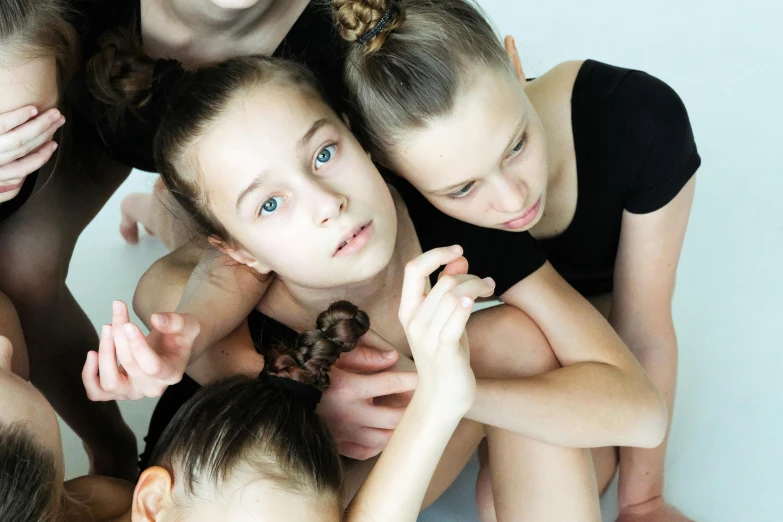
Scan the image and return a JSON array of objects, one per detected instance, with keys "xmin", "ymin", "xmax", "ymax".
[
  {"xmin": 207, "ymin": 236, "xmax": 272, "ymax": 276},
  {"xmin": 503, "ymin": 35, "xmax": 526, "ymax": 84},
  {"xmin": 131, "ymin": 467, "xmax": 173, "ymax": 521}
]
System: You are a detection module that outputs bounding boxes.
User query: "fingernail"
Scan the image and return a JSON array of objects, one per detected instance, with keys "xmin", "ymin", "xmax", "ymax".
[
  {"xmin": 461, "ymin": 297, "xmax": 474, "ymax": 308},
  {"xmin": 154, "ymin": 314, "xmax": 168, "ymax": 327},
  {"xmin": 30, "ymin": 107, "xmax": 38, "ymax": 117},
  {"xmin": 50, "ymin": 110, "xmax": 61, "ymax": 121},
  {"xmin": 112, "ymin": 301, "xmax": 122, "ymax": 313},
  {"xmin": 50, "ymin": 143, "xmax": 58, "ymax": 152},
  {"xmin": 383, "ymin": 350, "xmax": 396, "ymax": 358},
  {"xmin": 101, "ymin": 325, "xmax": 110, "ymax": 338},
  {"xmin": 122, "ymin": 323, "xmax": 136, "ymax": 337},
  {"xmin": 450, "ymin": 245, "xmax": 462, "ymax": 254},
  {"xmin": 484, "ymin": 277, "xmax": 496, "ymax": 287}
]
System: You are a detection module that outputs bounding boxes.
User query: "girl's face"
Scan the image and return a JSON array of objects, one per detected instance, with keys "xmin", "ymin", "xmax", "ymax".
[
  {"xmin": 0, "ymin": 54, "xmax": 59, "ymax": 204},
  {"xmin": 390, "ymin": 67, "xmax": 550, "ymax": 232},
  {"xmin": 196, "ymin": 83, "xmax": 398, "ymax": 289}
]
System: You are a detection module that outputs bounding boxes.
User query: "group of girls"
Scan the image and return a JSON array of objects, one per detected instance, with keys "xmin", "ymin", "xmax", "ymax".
[{"xmin": 0, "ymin": 0, "xmax": 701, "ymax": 520}]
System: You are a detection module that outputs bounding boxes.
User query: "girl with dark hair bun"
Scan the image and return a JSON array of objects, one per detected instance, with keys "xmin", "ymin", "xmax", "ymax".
[
  {"xmin": 2, "ymin": 280, "xmax": 488, "ymax": 521},
  {"xmin": 85, "ymin": 52, "xmax": 668, "ymax": 517}
]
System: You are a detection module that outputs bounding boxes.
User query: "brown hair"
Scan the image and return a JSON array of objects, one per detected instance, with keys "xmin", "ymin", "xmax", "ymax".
[
  {"xmin": 148, "ymin": 301, "xmax": 369, "ymax": 502},
  {"xmin": 332, "ymin": 0, "xmax": 512, "ymax": 168},
  {"xmin": 84, "ymin": 25, "xmax": 157, "ymax": 132},
  {"xmin": 154, "ymin": 55, "xmax": 332, "ymax": 243},
  {"xmin": 0, "ymin": 0, "xmax": 78, "ymax": 93},
  {"xmin": 0, "ymin": 423, "xmax": 59, "ymax": 522}
]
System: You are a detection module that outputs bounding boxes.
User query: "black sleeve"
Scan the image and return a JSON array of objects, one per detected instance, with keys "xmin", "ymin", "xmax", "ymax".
[
  {"xmin": 391, "ymin": 178, "xmax": 546, "ymax": 296},
  {"xmin": 620, "ymin": 71, "xmax": 701, "ymax": 214}
]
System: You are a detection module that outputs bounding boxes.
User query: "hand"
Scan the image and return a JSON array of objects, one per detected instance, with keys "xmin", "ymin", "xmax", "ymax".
[
  {"xmin": 82, "ymin": 301, "xmax": 200, "ymax": 401},
  {"xmin": 318, "ymin": 350, "xmax": 418, "ymax": 460},
  {"xmin": 0, "ymin": 336, "xmax": 12, "ymax": 372},
  {"xmin": 0, "ymin": 106, "xmax": 64, "ymax": 183},
  {"xmin": 399, "ymin": 246, "xmax": 495, "ymax": 415},
  {"xmin": 617, "ymin": 497, "xmax": 695, "ymax": 522}
]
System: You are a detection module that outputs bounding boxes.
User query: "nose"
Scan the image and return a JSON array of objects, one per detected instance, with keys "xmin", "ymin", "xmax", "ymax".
[
  {"xmin": 307, "ymin": 178, "xmax": 347, "ymax": 226},
  {"xmin": 490, "ymin": 176, "xmax": 527, "ymax": 214}
]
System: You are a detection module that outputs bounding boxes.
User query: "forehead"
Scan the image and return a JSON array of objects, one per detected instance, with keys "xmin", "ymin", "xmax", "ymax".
[
  {"xmin": 196, "ymin": 83, "xmax": 337, "ymax": 194},
  {"xmin": 0, "ymin": 370, "xmax": 62, "ymax": 460},
  {"xmin": 0, "ymin": 55, "xmax": 59, "ymax": 113},
  {"xmin": 394, "ymin": 68, "xmax": 525, "ymax": 189}
]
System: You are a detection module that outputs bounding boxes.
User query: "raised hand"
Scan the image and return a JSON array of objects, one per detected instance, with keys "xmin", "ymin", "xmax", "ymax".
[
  {"xmin": 398, "ymin": 245, "xmax": 495, "ymax": 415},
  {"xmin": 0, "ymin": 106, "xmax": 64, "ymax": 186},
  {"xmin": 82, "ymin": 301, "xmax": 200, "ymax": 401}
]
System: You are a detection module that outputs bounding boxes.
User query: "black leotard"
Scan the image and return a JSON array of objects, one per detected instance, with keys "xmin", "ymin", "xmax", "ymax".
[{"xmin": 0, "ymin": 171, "xmax": 39, "ymax": 223}]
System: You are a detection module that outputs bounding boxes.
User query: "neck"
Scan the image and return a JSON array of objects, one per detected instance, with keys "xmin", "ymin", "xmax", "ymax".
[{"xmin": 161, "ymin": 0, "xmax": 280, "ymax": 36}]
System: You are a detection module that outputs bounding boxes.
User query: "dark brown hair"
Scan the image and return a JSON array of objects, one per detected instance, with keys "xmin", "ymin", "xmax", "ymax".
[
  {"xmin": 0, "ymin": 0, "xmax": 78, "ymax": 93},
  {"xmin": 0, "ymin": 423, "xmax": 59, "ymax": 522},
  {"xmin": 154, "ymin": 55, "xmax": 332, "ymax": 244},
  {"xmin": 148, "ymin": 301, "xmax": 369, "ymax": 501},
  {"xmin": 332, "ymin": 0, "xmax": 512, "ymax": 168}
]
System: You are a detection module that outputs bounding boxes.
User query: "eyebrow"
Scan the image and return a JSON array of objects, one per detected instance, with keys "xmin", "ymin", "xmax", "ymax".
[
  {"xmin": 299, "ymin": 118, "xmax": 330, "ymax": 151},
  {"xmin": 431, "ymin": 115, "xmax": 527, "ymax": 195},
  {"xmin": 235, "ymin": 173, "xmax": 268, "ymax": 213}
]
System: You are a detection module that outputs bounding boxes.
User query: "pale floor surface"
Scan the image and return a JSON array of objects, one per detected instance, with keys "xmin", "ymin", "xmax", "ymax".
[{"xmin": 60, "ymin": 1, "xmax": 781, "ymax": 520}]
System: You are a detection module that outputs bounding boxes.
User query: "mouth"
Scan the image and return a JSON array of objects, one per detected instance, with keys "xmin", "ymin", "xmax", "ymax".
[
  {"xmin": 0, "ymin": 180, "xmax": 24, "ymax": 194},
  {"xmin": 502, "ymin": 197, "xmax": 542, "ymax": 230},
  {"xmin": 334, "ymin": 221, "xmax": 374, "ymax": 257}
]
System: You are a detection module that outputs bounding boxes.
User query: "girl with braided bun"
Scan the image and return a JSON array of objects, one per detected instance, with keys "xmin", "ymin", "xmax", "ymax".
[
  {"xmin": 84, "ymin": 47, "xmax": 668, "ymax": 517},
  {"xmin": 330, "ymin": 1, "xmax": 700, "ymax": 521},
  {"xmin": 5, "ymin": 292, "xmax": 479, "ymax": 521}
]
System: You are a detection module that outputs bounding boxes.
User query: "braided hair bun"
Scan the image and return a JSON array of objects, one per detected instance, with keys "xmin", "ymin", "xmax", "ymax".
[{"xmin": 264, "ymin": 301, "xmax": 370, "ymax": 390}]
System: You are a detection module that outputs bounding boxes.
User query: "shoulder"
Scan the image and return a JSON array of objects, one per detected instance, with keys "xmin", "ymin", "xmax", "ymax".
[{"xmin": 64, "ymin": 475, "xmax": 133, "ymax": 520}]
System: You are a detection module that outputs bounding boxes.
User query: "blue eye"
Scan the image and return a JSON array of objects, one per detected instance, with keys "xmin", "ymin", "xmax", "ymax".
[
  {"xmin": 259, "ymin": 196, "xmax": 283, "ymax": 216},
  {"xmin": 315, "ymin": 145, "xmax": 336, "ymax": 169},
  {"xmin": 510, "ymin": 133, "xmax": 528, "ymax": 156},
  {"xmin": 448, "ymin": 181, "xmax": 476, "ymax": 199}
]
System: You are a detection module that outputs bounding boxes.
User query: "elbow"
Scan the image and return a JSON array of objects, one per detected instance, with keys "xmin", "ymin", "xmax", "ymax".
[{"xmin": 631, "ymin": 385, "xmax": 669, "ymax": 449}]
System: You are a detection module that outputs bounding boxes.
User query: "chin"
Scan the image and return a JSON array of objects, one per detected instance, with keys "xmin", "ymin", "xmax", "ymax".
[{"xmin": 210, "ymin": 0, "xmax": 262, "ymax": 8}]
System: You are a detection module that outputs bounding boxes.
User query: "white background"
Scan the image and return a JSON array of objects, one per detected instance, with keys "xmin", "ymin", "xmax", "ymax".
[{"xmin": 61, "ymin": 1, "xmax": 783, "ymax": 520}]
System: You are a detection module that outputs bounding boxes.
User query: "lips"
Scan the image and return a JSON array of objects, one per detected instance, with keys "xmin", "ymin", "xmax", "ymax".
[
  {"xmin": 502, "ymin": 197, "xmax": 542, "ymax": 230},
  {"xmin": 0, "ymin": 180, "xmax": 24, "ymax": 194},
  {"xmin": 334, "ymin": 221, "xmax": 372, "ymax": 256}
]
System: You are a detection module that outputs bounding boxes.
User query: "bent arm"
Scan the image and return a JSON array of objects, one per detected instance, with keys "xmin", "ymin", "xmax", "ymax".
[{"xmin": 465, "ymin": 263, "xmax": 668, "ymax": 448}]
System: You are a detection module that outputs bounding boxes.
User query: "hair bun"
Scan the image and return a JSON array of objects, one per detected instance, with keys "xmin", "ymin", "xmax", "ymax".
[
  {"xmin": 264, "ymin": 301, "xmax": 370, "ymax": 390},
  {"xmin": 331, "ymin": 0, "xmax": 402, "ymax": 53}
]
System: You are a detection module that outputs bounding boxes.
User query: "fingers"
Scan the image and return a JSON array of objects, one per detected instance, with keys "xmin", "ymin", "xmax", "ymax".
[
  {"xmin": 0, "ymin": 141, "xmax": 58, "ymax": 180},
  {"xmin": 97, "ymin": 325, "xmax": 122, "ymax": 393},
  {"xmin": 358, "ymin": 404, "xmax": 408, "ymax": 430},
  {"xmin": 82, "ymin": 351, "xmax": 112, "ymax": 401},
  {"xmin": 0, "ymin": 108, "xmax": 64, "ymax": 164},
  {"xmin": 112, "ymin": 300, "xmax": 132, "ymax": 327},
  {"xmin": 438, "ymin": 256, "xmax": 469, "ymax": 279},
  {"xmin": 353, "ymin": 370, "xmax": 418, "ymax": 399},
  {"xmin": 336, "ymin": 345, "xmax": 398, "ymax": 372},
  {"xmin": 0, "ymin": 106, "xmax": 38, "ymax": 135},
  {"xmin": 0, "ymin": 336, "xmax": 13, "ymax": 372},
  {"xmin": 126, "ymin": 323, "xmax": 184, "ymax": 383},
  {"xmin": 438, "ymin": 292, "xmax": 475, "ymax": 347},
  {"xmin": 151, "ymin": 311, "xmax": 199, "ymax": 340},
  {"xmin": 399, "ymin": 245, "xmax": 464, "ymax": 324}
]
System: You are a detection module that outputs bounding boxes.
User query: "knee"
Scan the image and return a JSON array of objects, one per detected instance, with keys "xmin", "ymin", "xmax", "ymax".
[
  {"xmin": 468, "ymin": 304, "xmax": 560, "ymax": 378},
  {"xmin": 133, "ymin": 250, "xmax": 193, "ymax": 324}
]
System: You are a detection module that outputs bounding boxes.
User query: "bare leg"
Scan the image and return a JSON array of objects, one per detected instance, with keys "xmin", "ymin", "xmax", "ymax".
[
  {"xmin": 488, "ymin": 427, "xmax": 600, "ymax": 521},
  {"xmin": 120, "ymin": 177, "xmax": 200, "ymax": 251}
]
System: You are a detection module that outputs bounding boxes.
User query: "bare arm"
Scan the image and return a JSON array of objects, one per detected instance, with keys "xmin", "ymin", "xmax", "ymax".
[
  {"xmin": 463, "ymin": 261, "xmax": 668, "ymax": 448},
  {"xmin": 612, "ymin": 177, "xmax": 695, "ymax": 509}
]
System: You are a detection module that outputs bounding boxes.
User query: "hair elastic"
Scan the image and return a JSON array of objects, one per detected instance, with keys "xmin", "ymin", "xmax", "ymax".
[
  {"xmin": 357, "ymin": 3, "xmax": 396, "ymax": 44},
  {"xmin": 258, "ymin": 371, "xmax": 323, "ymax": 412}
]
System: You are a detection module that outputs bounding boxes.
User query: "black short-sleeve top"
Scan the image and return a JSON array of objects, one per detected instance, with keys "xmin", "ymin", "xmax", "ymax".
[
  {"xmin": 392, "ymin": 59, "xmax": 701, "ymax": 297},
  {"xmin": 67, "ymin": 0, "xmax": 346, "ymax": 172}
]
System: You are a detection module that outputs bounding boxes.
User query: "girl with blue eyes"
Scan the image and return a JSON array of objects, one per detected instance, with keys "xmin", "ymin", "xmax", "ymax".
[{"xmin": 84, "ymin": 44, "xmax": 670, "ymax": 518}]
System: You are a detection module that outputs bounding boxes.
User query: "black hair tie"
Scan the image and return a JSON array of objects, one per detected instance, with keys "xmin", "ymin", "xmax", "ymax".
[
  {"xmin": 258, "ymin": 372, "xmax": 322, "ymax": 412},
  {"xmin": 357, "ymin": 3, "xmax": 396, "ymax": 44}
]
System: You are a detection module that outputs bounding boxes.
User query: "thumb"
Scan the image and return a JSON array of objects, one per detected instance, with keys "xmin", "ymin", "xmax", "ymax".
[
  {"xmin": 439, "ymin": 256, "xmax": 469, "ymax": 280},
  {"xmin": 151, "ymin": 312, "xmax": 200, "ymax": 340},
  {"xmin": 336, "ymin": 346, "xmax": 398, "ymax": 372}
]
